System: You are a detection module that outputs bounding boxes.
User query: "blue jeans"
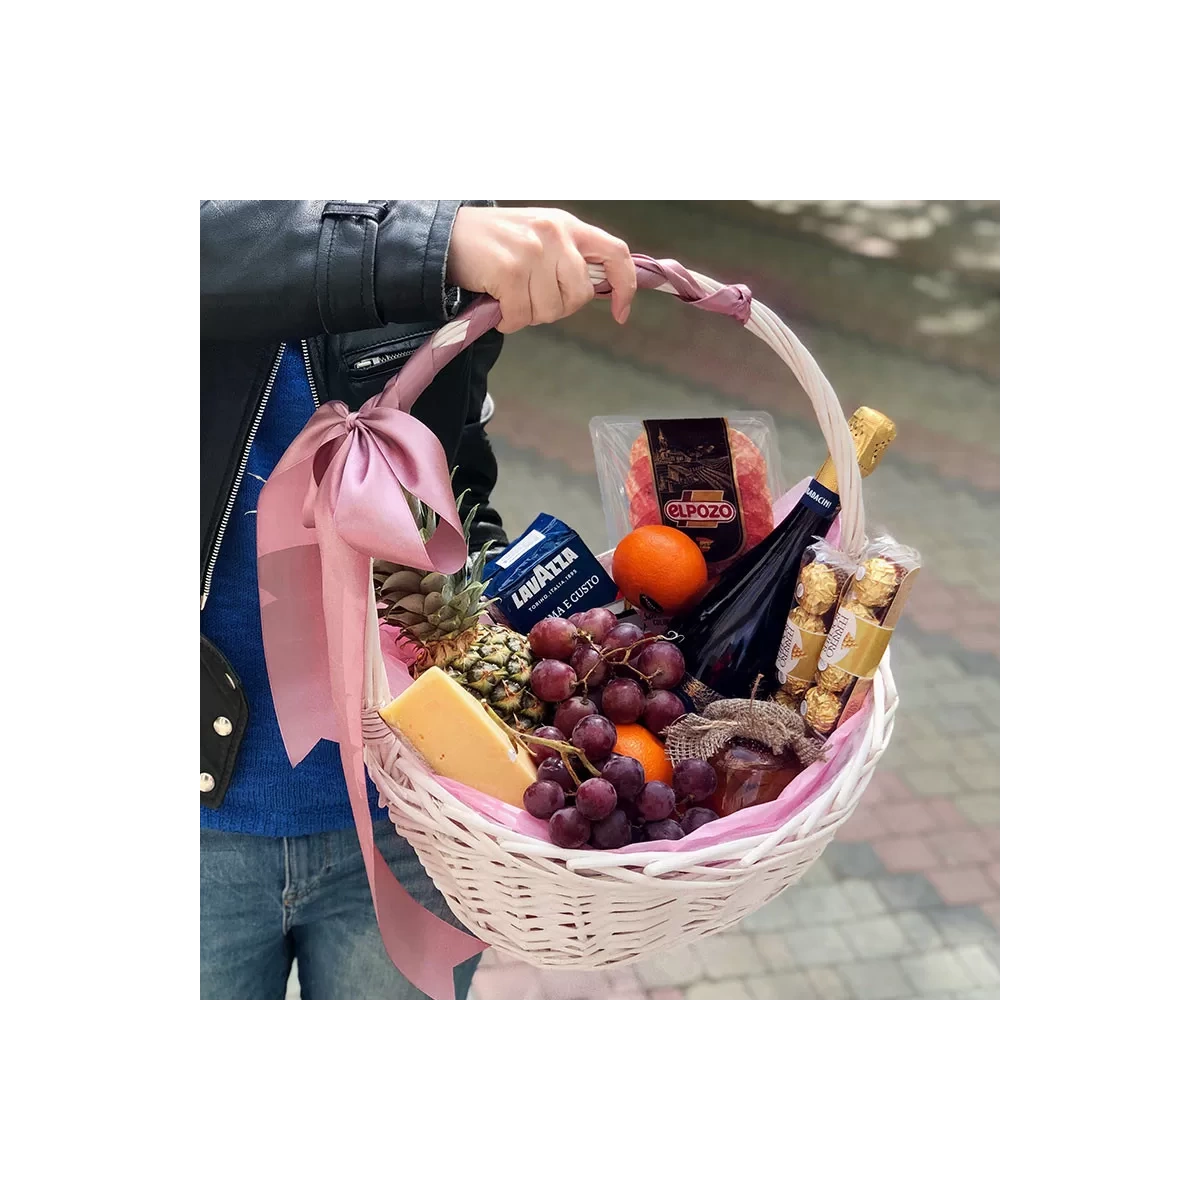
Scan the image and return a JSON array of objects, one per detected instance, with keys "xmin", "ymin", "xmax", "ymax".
[{"xmin": 200, "ymin": 820, "xmax": 481, "ymax": 999}]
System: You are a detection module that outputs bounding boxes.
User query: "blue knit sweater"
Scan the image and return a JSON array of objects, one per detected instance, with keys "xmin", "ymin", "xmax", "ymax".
[{"xmin": 200, "ymin": 343, "xmax": 381, "ymax": 836}]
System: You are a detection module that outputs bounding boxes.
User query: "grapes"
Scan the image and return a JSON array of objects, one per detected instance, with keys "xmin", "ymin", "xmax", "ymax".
[
  {"xmin": 554, "ymin": 696, "xmax": 597, "ymax": 737},
  {"xmin": 528, "ymin": 725, "xmax": 564, "ymax": 765},
  {"xmin": 523, "ymin": 780, "xmax": 566, "ymax": 819},
  {"xmin": 571, "ymin": 714, "xmax": 617, "ymax": 761},
  {"xmin": 577, "ymin": 607, "xmax": 618, "ymax": 641},
  {"xmin": 636, "ymin": 781, "xmax": 676, "ymax": 822},
  {"xmin": 636, "ymin": 641, "xmax": 686, "ymax": 689},
  {"xmin": 601, "ymin": 622, "xmax": 643, "ymax": 654},
  {"xmin": 601, "ymin": 754, "xmax": 645, "ymax": 801},
  {"xmin": 590, "ymin": 809, "xmax": 632, "ymax": 849},
  {"xmin": 617, "ymin": 798, "xmax": 644, "ymax": 827},
  {"xmin": 537, "ymin": 756, "xmax": 575, "ymax": 793},
  {"xmin": 570, "ymin": 644, "xmax": 609, "ymax": 688},
  {"xmin": 601, "ymin": 678, "xmax": 646, "ymax": 724},
  {"xmin": 530, "ymin": 659, "xmax": 578, "ymax": 702},
  {"xmin": 673, "ymin": 759, "xmax": 718, "ymax": 805},
  {"xmin": 548, "ymin": 807, "xmax": 591, "ymax": 848},
  {"xmin": 528, "ymin": 616, "xmax": 580, "ymax": 661},
  {"xmin": 645, "ymin": 819, "xmax": 684, "ymax": 841},
  {"xmin": 681, "ymin": 806, "xmax": 720, "ymax": 834},
  {"xmin": 568, "ymin": 612, "xmax": 588, "ymax": 629},
  {"xmin": 643, "ymin": 689, "xmax": 685, "ymax": 735},
  {"xmin": 575, "ymin": 777, "xmax": 618, "ymax": 821}
]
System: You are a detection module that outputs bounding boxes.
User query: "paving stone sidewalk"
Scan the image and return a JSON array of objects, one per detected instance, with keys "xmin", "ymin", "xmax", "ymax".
[{"xmin": 468, "ymin": 201, "xmax": 999, "ymax": 1000}]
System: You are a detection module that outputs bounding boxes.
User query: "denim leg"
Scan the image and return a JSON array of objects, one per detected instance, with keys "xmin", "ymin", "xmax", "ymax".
[
  {"xmin": 200, "ymin": 829, "xmax": 293, "ymax": 1000},
  {"xmin": 291, "ymin": 822, "xmax": 482, "ymax": 1000}
]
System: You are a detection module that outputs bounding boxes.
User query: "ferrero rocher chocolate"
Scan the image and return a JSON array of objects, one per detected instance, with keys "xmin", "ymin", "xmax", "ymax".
[
  {"xmin": 854, "ymin": 557, "xmax": 899, "ymax": 608},
  {"xmin": 843, "ymin": 599, "xmax": 878, "ymax": 622},
  {"xmin": 775, "ymin": 538, "xmax": 860, "ymax": 696},
  {"xmin": 801, "ymin": 687, "xmax": 841, "ymax": 734},
  {"xmin": 793, "ymin": 608, "xmax": 828, "ymax": 635},
  {"xmin": 815, "ymin": 534, "xmax": 923, "ymax": 736},
  {"xmin": 798, "ymin": 561, "xmax": 840, "ymax": 615},
  {"xmin": 818, "ymin": 664, "xmax": 853, "ymax": 693}
]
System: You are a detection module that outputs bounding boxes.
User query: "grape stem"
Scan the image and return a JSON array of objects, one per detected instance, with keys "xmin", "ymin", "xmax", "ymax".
[
  {"xmin": 480, "ymin": 705, "xmax": 600, "ymax": 783},
  {"xmin": 595, "ymin": 632, "xmax": 666, "ymax": 684}
]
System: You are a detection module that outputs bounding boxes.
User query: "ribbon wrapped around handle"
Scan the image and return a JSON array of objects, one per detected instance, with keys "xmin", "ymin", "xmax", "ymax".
[
  {"xmin": 257, "ymin": 398, "xmax": 485, "ymax": 1001},
  {"xmin": 370, "ymin": 253, "xmax": 752, "ymax": 414}
]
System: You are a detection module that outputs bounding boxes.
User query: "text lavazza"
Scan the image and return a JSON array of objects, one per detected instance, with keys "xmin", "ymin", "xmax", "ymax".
[{"xmin": 509, "ymin": 547, "xmax": 580, "ymax": 610}]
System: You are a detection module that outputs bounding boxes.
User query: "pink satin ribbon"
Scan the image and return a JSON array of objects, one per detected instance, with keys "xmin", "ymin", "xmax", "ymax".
[{"xmin": 257, "ymin": 398, "xmax": 485, "ymax": 1001}]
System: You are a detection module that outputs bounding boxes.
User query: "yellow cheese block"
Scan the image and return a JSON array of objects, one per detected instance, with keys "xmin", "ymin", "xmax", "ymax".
[{"xmin": 378, "ymin": 667, "xmax": 536, "ymax": 808}]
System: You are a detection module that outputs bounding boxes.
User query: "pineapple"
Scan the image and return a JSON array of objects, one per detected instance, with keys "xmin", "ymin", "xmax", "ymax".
[{"xmin": 374, "ymin": 499, "xmax": 547, "ymax": 731}]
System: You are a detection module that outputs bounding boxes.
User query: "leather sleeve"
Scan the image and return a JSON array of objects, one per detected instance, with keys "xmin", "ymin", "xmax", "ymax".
[
  {"xmin": 454, "ymin": 329, "xmax": 509, "ymax": 552},
  {"xmin": 200, "ymin": 200, "xmax": 488, "ymax": 342}
]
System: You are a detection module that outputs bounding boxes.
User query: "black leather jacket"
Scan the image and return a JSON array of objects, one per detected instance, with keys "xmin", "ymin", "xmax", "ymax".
[{"xmin": 200, "ymin": 200, "xmax": 507, "ymax": 808}]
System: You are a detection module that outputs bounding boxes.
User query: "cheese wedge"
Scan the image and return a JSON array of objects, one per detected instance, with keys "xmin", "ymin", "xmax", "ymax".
[{"xmin": 378, "ymin": 667, "xmax": 536, "ymax": 808}]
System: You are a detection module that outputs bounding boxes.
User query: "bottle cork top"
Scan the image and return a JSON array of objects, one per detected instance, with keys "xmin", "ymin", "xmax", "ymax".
[{"xmin": 814, "ymin": 407, "xmax": 896, "ymax": 491}]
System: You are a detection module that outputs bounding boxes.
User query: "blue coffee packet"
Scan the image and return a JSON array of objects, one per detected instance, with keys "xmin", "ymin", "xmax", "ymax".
[{"xmin": 483, "ymin": 514, "xmax": 618, "ymax": 633}]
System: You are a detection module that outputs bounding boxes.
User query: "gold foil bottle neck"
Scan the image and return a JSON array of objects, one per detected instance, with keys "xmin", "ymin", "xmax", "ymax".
[{"xmin": 813, "ymin": 407, "xmax": 896, "ymax": 492}]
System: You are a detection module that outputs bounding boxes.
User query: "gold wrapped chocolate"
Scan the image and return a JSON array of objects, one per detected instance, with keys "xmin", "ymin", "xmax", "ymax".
[
  {"xmin": 788, "ymin": 607, "xmax": 827, "ymax": 635},
  {"xmin": 801, "ymin": 687, "xmax": 841, "ymax": 734},
  {"xmin": 798, "ymin": 561, "xmax": 840, "ymax": 615},
  {"xmin": 774, "ymin": 686, "xmax": 807, "ymax": 713},
  {"xmin": 818, "ymin": 664, "xmax": 854, "ymax": 693},
  {"xmin": 854, "ymin": 557, "xmax": 900, "ymax": 608},
  {"xmin": 843, "ymin": 599, "xmax": 879, "ymax": 622}
]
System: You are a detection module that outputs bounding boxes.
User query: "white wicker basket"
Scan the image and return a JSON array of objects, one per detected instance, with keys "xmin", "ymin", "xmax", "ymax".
[{"xmin": 362, "ymin": 256, "xmax": 898, "ymax": 970}]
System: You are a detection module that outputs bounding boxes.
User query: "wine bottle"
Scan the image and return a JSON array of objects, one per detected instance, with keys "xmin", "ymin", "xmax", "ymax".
[{"xmin": 670, "ymin": 407, "xmax": 895, "ymax": 705}]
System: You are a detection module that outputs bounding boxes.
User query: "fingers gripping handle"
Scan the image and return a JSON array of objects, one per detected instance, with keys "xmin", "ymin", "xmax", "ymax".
[
  {"xmin": 589, "ymin": 257, "xmax": 753, "ymax": 323},
  {"xmin": 374, "ymin": 255, "xmax": 752, "ymax": 414}
]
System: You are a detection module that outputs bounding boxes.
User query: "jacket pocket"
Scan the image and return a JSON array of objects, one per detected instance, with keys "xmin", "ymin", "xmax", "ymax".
[{"xmin": 340, "ymin": 325, "xmax": 438, "ymax": 382}]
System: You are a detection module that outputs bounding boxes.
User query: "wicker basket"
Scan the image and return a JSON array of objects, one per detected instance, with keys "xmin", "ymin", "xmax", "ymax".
[{"xmin": 362, "ymin": 256, "xmax": 898, "ymax": 970}]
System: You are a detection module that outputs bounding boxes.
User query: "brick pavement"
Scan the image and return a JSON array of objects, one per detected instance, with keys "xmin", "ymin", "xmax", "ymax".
[{"xmin": 467, "ymin": 201, "xmax": 998, "ymax": 1001}]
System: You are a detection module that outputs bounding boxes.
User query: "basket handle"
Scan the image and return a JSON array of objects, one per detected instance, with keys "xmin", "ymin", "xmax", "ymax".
[{"xmin": 375, "ymin": 253, "xmax": 867, "ymax": 555}]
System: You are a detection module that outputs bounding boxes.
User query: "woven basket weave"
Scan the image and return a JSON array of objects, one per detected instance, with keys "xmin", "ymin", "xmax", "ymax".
[{"xmin": 362, "ymin": 257, "xmax": 898, "ymax": 970}]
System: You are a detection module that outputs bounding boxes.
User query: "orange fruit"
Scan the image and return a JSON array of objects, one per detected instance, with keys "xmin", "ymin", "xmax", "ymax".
[
  {"xmin": 612, "ymin": 525, "xmax": 708, "ymax": 617},
  {"xmin": 612, "ymin": 724, "xmax": 673, "ymax": 785}
]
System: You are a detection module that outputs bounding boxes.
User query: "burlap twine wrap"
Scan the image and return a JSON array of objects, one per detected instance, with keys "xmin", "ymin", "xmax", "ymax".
[{"xmin": 665, "ymin": 697, "xmax": 825, "ymax": 767}]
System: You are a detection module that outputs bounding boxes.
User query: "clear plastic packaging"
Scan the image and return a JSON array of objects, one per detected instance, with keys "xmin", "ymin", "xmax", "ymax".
[
  {"xmin": 772, "ymin": 537, "xmax": 858, "ymax": 701},
  {"xmin": 589, "ymin": 413, "xmax": 784, "ymax": 576},
  {"xmin": 802, "ymin": 533, "xmax": 922, "ymax": 736}
]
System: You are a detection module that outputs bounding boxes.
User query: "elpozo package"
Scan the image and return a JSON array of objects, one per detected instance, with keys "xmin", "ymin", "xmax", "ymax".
[
  {"xmin": 483, "ymin": 514, "xmax": 619, "ymax": 633},
  {"xmin": 590, "ymin": 413, "xmax": 784, "ymax": 577}
]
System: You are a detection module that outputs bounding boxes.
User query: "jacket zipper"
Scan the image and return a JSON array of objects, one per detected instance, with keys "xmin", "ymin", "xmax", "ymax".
[
  {"xmin": 349, "ymin": 346, "xmax": 419, "ymax": 374},
  {"xmin": 200, "ymin": 343, "xmax": 286, "ymax": 610},
  {"xmin": 300, "ymin": 338, "xmax": 320, "ymax": 409}
]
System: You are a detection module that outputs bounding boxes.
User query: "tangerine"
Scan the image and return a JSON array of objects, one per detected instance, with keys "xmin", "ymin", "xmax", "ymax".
[
  {"xmin": 612, "ymin": 525, "xmax": 708, "ymax": 617},
  {"xmin": 612, "ymin": 724, "xmax": 674, "ymax": 785}
]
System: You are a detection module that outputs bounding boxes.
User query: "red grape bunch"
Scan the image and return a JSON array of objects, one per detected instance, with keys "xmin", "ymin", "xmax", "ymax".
[{"xmin": 519, "ymin": 608, "xmax": 722, "ymax": 850}]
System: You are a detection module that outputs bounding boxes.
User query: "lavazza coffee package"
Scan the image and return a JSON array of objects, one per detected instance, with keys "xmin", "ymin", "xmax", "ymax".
[{"xmin": 483, "ymin": 513, "xmax": 620, "ymax": 634}]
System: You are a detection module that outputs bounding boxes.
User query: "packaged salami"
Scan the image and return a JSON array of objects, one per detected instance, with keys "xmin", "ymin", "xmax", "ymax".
[
  {"xmin": 590, "ymin": 413, "xmax": 784, "ymax": 577},
  {"xmin": 800, "ymin": 535, "xmax": 921, "ymax": 737}
]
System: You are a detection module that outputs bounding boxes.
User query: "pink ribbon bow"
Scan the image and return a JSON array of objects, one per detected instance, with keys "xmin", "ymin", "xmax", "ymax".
[{"xmin": 257, "ymin": 395, "xmax": 485, "ymax": 1001}]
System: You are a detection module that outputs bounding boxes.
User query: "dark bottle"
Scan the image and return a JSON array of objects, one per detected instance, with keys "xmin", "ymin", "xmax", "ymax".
[{"xmin": 670, "ymin": 407, "xmax": 895, "ymax": 704}]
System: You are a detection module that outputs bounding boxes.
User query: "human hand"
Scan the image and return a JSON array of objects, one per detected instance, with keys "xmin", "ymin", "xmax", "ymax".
[{"xmin": 447, "ymin": 206, "xmax": 636, "ymax": 334}]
